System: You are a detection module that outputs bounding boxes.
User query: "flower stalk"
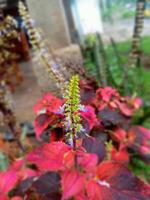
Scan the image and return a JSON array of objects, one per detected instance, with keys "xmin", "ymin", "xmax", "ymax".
[
  {"xmin": 64, "ymin": 75, "xmax": 82, "ymax": 168},
  {"xmin": 18, "ymin": 1, "xmax": 67, "ymax": 95}
]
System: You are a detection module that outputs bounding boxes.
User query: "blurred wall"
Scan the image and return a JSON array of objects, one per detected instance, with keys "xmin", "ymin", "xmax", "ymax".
[{"xmin": 26, "ymin": 0, "xmax": 71, "ymax": 49}]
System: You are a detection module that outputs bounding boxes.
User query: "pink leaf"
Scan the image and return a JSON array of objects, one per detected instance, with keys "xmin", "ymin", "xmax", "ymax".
[
  {"xmin": 34, "ymin": 93, "xmax": 63, "ymax": 114},
  {"xmin": 131, "ymin": 97, "xmax": 143, "ymax": 109},
  {"xmin": 80, "ymin": 106, "xmax": 98, "ymax": 130},
  {"xmin": 63, "ymin": 149, "xmax": 98, "ymax": 171},
  {"xmin": 112, "ymin": 128, "xmax": 126, "ymax": 142},
  {"xmin": 116, "ymin": 101, "xmax": 134, "ymax": 116},
  {"xmin": 19, "ymin": 168, "xmax": 38, "ymax": 180},
  {"xmin": 75, "ymin": 192, "xmax": 89, "ymax": 200},
  {"xmin": 96, "ymin": 87, "xmax": 119, "ymax": 103},
  {"xmin": 135, "ymin": 126, "xmax": 150, "ymax": 140},
  {"xmin": 10, "ymin": 159, "xmax": 24, "ymax": 171},
  {"xmin": 61, "ymin": 171, "xmax": 85, "ymax": 200},
  {"xmin": 27, "ymin": 142, "xmax": 70, "ymax": 172},
  {"xmin": 78, "ymin": 151, "xmax": 98, "ymax": 171},
  {"xmin": 11, "ymin": 197, "xmax": 23, "ymax": 200},
  {"xmin": 0, "ymin": 170, "xmax": 18, "ymax": 194},
  {"xmin": 111, "ymin": 147, "xmax": 129, "ymax": 164},
  {"xmin": 128, "ymin": 126, "xmax": 150, "ymax": 162},
  {"xmin": 0, "ymin": 194, "xmax": 9, "ymax": 200},
  {"xmin": 86, "ymin": 180, "xmax": 107, "ymax": 200}
]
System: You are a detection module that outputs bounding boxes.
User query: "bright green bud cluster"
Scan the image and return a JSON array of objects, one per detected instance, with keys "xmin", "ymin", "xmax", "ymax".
[{"xmin": 64, "ymin": 75, "xmax": 82, "ymax": 140}]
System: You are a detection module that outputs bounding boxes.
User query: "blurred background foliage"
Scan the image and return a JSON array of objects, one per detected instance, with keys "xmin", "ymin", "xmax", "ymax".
[{"xmin": 80, "ymin": 0, "xmax": 150, "ymax": 181}]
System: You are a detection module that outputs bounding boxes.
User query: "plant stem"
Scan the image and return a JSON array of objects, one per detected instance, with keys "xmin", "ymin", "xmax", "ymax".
[{"xmin": 71, "ymin": 109, "xmax": 78, "ymax": 169}]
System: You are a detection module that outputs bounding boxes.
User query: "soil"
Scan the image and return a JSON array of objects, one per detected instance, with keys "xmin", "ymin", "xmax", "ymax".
[{"xmin": 12, "ymin": 61, "xmax": 42, "ymax": 124}]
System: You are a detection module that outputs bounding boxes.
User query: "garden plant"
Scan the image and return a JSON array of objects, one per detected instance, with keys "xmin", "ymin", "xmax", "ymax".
[{"xmin": 0, "ymin": 2, "xmax": 150, "ymax": 200}]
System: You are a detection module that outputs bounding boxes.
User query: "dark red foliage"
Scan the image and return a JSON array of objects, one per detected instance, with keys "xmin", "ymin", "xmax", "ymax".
[
  {"xmin": 82, "ymin": 137, "xmax": 106, "ymax": 163},
  {"xmin": 95, "ymin": 161, "xmax": 150, "ymax": 199},
  {"xmin": 14, "ymin": 173, "xmax": 61, "ymax": 200},
  {"xmin": 79, "ymin": 79, "xmax": 96, "ymax": 105},
  {"xmin": 98, "ymin": 107, "xmax": 126, "ymax": 127},
  {"xmin": 128, "ymin": 126, "xmax": 150, "ymax": 163},
  {"xmin": 34, "ymin": 113, "xmax": 63, "ymax": 139}
]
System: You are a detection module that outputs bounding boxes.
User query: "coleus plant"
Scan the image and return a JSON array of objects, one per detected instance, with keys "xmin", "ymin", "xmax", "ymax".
[
  {"xmin": 0, "ymin": 75, "xmax": 150, "ymax": 200},
  {"xmin": 34, "ymin": 79, "xmax": 150, "ymax": 164}
]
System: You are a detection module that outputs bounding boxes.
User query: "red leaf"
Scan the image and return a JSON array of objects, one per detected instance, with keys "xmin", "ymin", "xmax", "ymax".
[
  {"xmin": 96, "ymin": 87, "xmax": 119, "ymax": 103},
  {"xmin": 0, "ymin": 158, "xmax": 38, "ymax": 196},
  {"xmin": 0, "ymin": 194, "xmax": 9, "ymax": 200},
  {"xmin": 61, "ymin": 171, "xmax": 85, "ymax": 200},
  {"xmin": 63, "ymin": 150, "xmax": 98, "ymax": 171},
  {"xmin": 86, "ymin": 180, "xmax": 108, "ymax": 200},
  {"xmin": 111, "ymin": 147, "xmax": 129, "ymax": 164},
  {"xmin": 112, "ymin": 128, "xmax": 135, "ymax": 149},
  {"xmin": 80, "ymin": 106, "xmax": 98, "ymax": 130},
  {"xmin": 112, "ymin": 128, "xmax": 126, "ymax": 142},
  {"xmin": 96, "ymin": 161, "xmax": 150, "ymax": 194},
  {"xmin": 34, "ymin": 93, "xmax": 63, "ymax": 114},
  {"xmin": 11, "ymin": 197, "xmax": 23, "ymax": 200},
  {"xmin": 10, "ymin": 159, "xmax": 24, "ymax": 171},
  {"xmin": 18, "ymin": 168, "xmax": 37, "ymax": 180},
  {"xmin": 75, "ymin": 192, "xmax": 88, "ymax": 200},
  {"xmin": 63, "ymin": 150, "xmax": 75, "ymax": 169},
  {"xmin": 0, "ymin": 193, "xmax": 9, "ymax": 200},
  {"xmin": 86, "ymin": 161, "xmax": 150, "ymax": 200},
  {"xmin": 130, "ymin": 97, "xmax": 143, "ymax": 109},
  {"xmin": 116, "ymin": 101, "xmax": 134, "ymax": 117},
  {"xmin": 135, "ymin": 126, "xmax": 150, "ymax": 140},
  {"xmin": 34, "ymin": 114, "xmax": 52, "ymax": 139},
  {"xmin": 0, "ymin": 170, "xmax": 18, "ymax": 194},
  {"xmin": 34, "ymin": 113, "xmax": 61, "ymax": 139},
  {"xmin": 78, "ymin": 151, "xmax": 98, "ymax": 170},
  {"xmin": 128, "ymin": 126, "xmax": 150, "ymax": 162},
  {"xmin": 27, "ymin": 142, "xmax": 70, "ymax": 172},
  {"xmin": 87, "ymin": 179, "xmax": 150, "ymax": 200}
]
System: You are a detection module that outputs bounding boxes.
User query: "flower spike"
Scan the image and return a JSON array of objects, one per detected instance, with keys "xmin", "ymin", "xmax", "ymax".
[
  {"xmin": 64, "ymin": 75, "xmax": 82, "ymax": 148},
  {"xmin": 18, "ymin": 1, "xmax": 67, "ymax": 94}
]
